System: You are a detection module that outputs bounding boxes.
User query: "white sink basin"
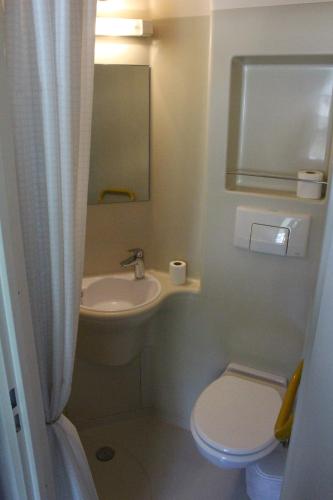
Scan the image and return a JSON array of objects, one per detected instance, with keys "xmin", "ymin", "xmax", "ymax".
[
  {"xmin": 78, "ymin": 271, "xmax": 199, "ymax": 367},
  {"xmin": 79, "ymin": 272, "xmax": 162, "ymax": 366},
  {"xmin": 81, "ymin": 272, "xmax": 161, "ymax": 313}
]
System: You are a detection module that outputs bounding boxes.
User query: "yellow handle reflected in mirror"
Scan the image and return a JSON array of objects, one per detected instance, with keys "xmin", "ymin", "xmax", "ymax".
[
  {"xmin": 99, "ymin": 189, "xmax": 136, "ymax": 202},
  {"xmin": 274, "ymin": 360, "xmax": 304, "ymax": 442}
]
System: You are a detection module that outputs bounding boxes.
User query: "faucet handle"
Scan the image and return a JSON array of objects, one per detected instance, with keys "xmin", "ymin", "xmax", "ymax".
[{"xmin": 128, "ymin": 248, "xmax": 144, "ymax": 258}]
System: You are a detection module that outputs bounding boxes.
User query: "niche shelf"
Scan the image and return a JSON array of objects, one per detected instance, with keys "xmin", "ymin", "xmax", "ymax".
[{"xmin": 226, "ymin": 56, "xmax": 333, "ymax": 199}]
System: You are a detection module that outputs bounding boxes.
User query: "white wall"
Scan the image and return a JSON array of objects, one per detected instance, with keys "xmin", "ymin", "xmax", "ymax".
[
  {"xmin": 201, "ymin": 3, "xmax": 333, "ymax": 377},
  {"xmin": 213, "ymin": 0, "xmax": 332, "ymax": 9},
  {"xmin": 208, "ymin": 0, "xmax": 333, "ymax": 374},
  {"xmin": 96, "ymin": 0, "xmax": 150, "ymax": 18},
  {"xmin": 152, "ymin": 294, "xmax": 228, "ymax": 427},
  {"xmin": 149, "ymin": 14, "xmax": 209, "ymax": 276},
  {"xmin": 150, "ymin": 0, "xmax": 332, "ymax": 18},
  {"xmin": 150, "ymin": 0, "xmax": 210, "ymax": 18},
  {"xmin": 95, "ymin": 37, "xmax": 150, "ymax": 65},
  {"xmin": 89, "ymin": 0, "xmax": 331, "ymax": 275},
  {"xmin": 151, "ymin": 1, "xmax": 333, "ymax": 431}
]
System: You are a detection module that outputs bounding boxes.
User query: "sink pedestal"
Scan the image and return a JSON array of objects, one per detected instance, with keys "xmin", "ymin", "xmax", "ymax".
[{"xmin": 78, "ymin": 310, "xmax": 154, "ymax": 366}]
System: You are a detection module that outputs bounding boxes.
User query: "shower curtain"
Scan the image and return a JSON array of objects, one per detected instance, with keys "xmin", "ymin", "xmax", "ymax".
[{"xmin": 4, "ymin": 1, "xmax": 98, "ymax": 498}]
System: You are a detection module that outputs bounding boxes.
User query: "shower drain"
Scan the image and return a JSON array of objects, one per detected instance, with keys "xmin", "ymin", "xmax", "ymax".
[{"xmin": 96, "ymin": 446, "xmax": 116, "ymax": 462}]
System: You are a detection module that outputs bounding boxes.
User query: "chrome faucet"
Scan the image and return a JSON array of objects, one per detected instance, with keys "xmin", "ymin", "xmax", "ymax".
[{"xmin": 120, "ymin": 248, "xmax": 145, "ymax": 280}]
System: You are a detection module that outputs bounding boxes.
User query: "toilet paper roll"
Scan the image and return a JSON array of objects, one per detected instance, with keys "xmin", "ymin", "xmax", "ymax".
[
  {"xmin": 296, "ymin": 170, "xmax": 324, "ymax": 200},
  {"xmin": 169, "ymin": 260, "xmax": 187, "ymax": 285}
]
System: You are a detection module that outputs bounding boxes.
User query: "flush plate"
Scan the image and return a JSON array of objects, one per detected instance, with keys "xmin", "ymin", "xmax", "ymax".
[
  {"xmin": 250, "ymin": 224, "xmax": 289, "ymax": 256},
  {"xmin": 234, "ymin": 206, "xmax": 311, "ymax": 257}
]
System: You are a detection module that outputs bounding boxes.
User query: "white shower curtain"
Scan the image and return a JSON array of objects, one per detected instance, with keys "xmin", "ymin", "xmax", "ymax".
[{"xmin": 4, "ymin": 1, "xmax": 98, "ymax": 498}]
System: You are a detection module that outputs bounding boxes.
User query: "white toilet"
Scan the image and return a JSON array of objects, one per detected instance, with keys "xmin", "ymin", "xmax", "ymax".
[{"xmin": 191, "ymin": 363, "xmax": 287, "ymax": 498}]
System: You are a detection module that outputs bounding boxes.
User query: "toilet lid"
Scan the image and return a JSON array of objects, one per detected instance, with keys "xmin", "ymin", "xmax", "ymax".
[{"xmin": 192, "ymin": 374, "xmax": 282, "ymax": 456}]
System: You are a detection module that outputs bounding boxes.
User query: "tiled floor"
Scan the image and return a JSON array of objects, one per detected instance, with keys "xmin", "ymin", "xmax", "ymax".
[{"xmin": 79, "ymin": 415, "xmax": 249, "ymax": 500}]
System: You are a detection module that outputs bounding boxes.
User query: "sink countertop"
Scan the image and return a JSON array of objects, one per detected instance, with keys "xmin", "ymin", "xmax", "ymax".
[{"xmin": 80, "ymin": 269, "xmax": 201, "ymax": 320}]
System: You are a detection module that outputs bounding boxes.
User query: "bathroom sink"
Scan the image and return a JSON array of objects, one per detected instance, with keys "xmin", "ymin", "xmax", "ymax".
[
  {"xmin": 78, "ymin": 271, "xmax": 199, "ymax": 367},
  {"xmin": 81, "ymin": 272, "xmax": 161, "ymax": 313},
  {"xmin": 79, "ymin": 272, "xmax": 161, "ymax": 366}
]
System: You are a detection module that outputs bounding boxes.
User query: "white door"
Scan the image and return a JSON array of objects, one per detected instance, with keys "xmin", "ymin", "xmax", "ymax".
[
  {"xmin": 0, "ymin": 184, "xmax": 55, "ymax": 500},
  {"xmin": 0, "ymin": 309, "xmax": 28, "ymax": 500},
  {"xmin": 281, "ymin": 161, "xmax": 333, "ymax": 497}
]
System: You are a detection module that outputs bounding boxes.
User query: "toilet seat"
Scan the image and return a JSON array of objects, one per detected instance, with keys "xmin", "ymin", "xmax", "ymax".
[
  {"xmin": 191, "ymin": 370, "xmax": 283, "ymax": 469},
  {"xmin": 191, "ymin": 417, "xmax": 278, "ymax": 468}
]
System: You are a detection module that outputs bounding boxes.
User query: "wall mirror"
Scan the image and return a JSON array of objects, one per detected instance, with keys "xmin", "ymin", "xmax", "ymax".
[{"xmin": 88, "ymin": 64, "xmax": 150, "ymax": 204}]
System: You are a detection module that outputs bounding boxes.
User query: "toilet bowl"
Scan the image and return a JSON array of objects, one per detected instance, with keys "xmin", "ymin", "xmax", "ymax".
[{"xmin": 191, "ymin": 364, "xmax": 286, "ymax": 470}]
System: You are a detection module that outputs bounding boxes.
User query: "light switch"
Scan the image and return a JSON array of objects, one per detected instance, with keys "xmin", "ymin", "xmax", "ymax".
[{"xmin": 250, "ymin": 224, "xmax": 289, "ymax": 256}]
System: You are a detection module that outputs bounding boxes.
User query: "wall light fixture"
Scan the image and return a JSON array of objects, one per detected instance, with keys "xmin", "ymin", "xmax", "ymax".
[{"xmin": 95, "ymin": 18, "xmax": 153, "ymax": 37}]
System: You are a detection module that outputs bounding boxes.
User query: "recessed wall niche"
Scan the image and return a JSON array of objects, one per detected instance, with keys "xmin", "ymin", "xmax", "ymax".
[{"xmin": 226, "ymin": 56, "xmax": 333, "ymax": 198}]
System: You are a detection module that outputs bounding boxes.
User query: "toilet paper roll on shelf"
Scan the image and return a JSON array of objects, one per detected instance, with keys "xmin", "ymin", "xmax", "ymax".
[
  {"xmin": 169, "ymin": 260, "xmax": 187, "ymax": 285},
  {"xmin": 297, "ymin": 170, "xmax": 324, "ymax": 199}
]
